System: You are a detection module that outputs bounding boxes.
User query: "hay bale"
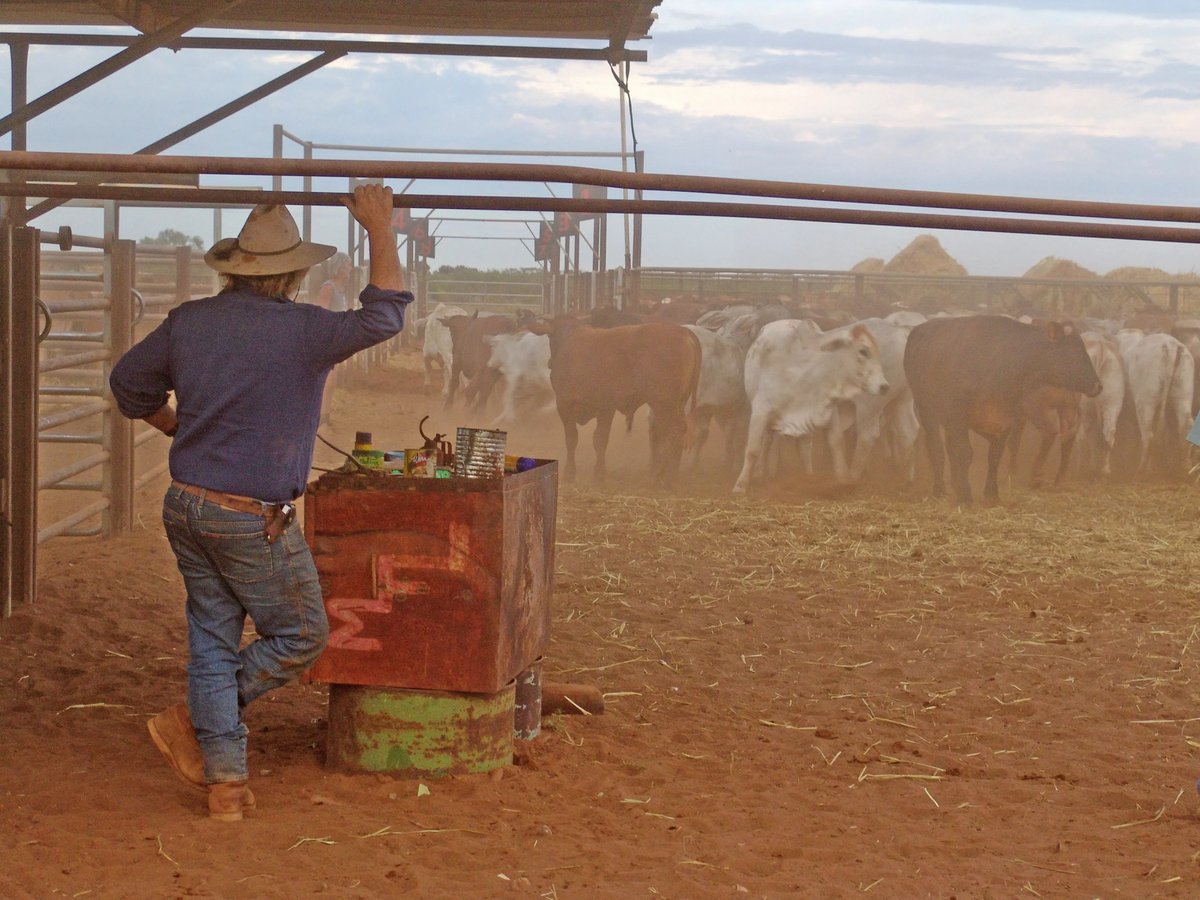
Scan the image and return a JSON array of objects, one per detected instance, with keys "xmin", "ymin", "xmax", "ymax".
[
  {"xmin": 851, "ymin": 257, "xmax": 886, "ymax": 275},
  {"xmin": 877, "ymin": 235, "xmax": 968, "ymax": 313},
  {"xmin": 1020, "ymin": 257, "xmax": 1101, "ymax": 317},
  {"xmin": 1023, "ymin": 256, "xmax": 1098, "ymax": 281},
  {"xmin": 885, "ymin": 235, "xmax": 967, "ymax": 277}
]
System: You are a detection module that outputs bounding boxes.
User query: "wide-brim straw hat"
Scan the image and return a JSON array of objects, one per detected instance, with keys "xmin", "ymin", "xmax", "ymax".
[{"xmin": 204, "ymin": 203, "xmax": 336, "ymax": 276}]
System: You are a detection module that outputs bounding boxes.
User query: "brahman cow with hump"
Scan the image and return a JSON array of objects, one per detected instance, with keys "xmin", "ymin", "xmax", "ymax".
[
  {"xmin": 732, "ymin": 321, "xmax": 889, "ymax": 495},
  {"xmin": 904, "ymin": 315, "xmax": 1102, "ymax": 504},
  {"xmin": 821, "ymin": 317, "xmax": 921, "ymax": 484},
  {"xmin": 530, "ymin": 316, "xmax": 702, "ymax": 486}
]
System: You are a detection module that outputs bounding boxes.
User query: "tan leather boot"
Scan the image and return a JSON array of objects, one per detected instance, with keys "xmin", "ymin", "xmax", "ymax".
[
  {"xmin": 208, "ymin": 780, "xmax": 251, "ymax": 822},
  {"xmin": 147, "ymin": 703, "xmax": 205, "ymax": 790}
]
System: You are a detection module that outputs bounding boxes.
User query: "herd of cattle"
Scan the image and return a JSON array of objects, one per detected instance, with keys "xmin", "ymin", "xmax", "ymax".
[{"xmin": 415, "ymin": 299, "xmax": 1200, "ymax": 502}]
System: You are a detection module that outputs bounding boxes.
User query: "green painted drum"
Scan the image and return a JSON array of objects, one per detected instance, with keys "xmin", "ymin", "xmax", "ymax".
[{"xmin": 326, "ymin": 682, "xmax": 515, "ymax": 776}]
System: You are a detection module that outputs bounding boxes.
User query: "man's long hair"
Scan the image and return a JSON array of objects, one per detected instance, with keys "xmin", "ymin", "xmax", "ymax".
[{"xmin": 220, "ymin": 269, "xmax": 307, "ymax": 300}]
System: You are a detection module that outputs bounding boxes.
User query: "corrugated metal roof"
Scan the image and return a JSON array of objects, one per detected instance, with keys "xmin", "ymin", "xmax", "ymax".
[{"xmin": 1, "ymin": 1, "xmax": 662, "ymax": 45}]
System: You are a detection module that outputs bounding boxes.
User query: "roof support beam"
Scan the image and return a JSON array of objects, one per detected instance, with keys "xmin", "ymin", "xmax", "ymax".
[
  {"xmin": 19, "ymin": 50, "xmax": 347, "ymax": 223},
  {"xmin": 0, "ymin": 0, "xmax": 250, "ymax": 139},
  {"xmin": 103, "ymin": 0, "xmax": 170, "ymax": 34},
  {"xmin": 607, "ymin": 2, "xmax": 643, "ymax": 63},
  {"xmin": 0, "ymin": 32, "xmax": 648, "ymax": 64}
]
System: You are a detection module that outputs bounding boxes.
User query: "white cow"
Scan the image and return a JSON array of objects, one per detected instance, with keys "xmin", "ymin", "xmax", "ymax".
[
  {"xmin": 823, "ymin": 318, "xmax": 921, "ymax": 483},
  {"xmin": 694, "ymin": 304, "xmax": 756, "ymax": 331},
  {"xmin": 683, "ymin": 320, "xmax": 755, "ymax": 472},
  {"xmin": 484, "ymin": 331, "xmax": 555, "ymax": 429},
  {"xmin": 1077, "ymin": 330, "xmax": 1126, "ymax": 476},
  {"xmin": 1115, "ymin": 329, "xmax": 1194, "ymax": 475},
  {"xmin": 884, "ymin": 310, "xmax": 928, "ymax": 329},
  {"xmin": 733, "ymin": 322, "xmax": 889, "ymax": 494},
  {"xmin": 422, "ymin": 303, "xmax": 467, "ymax": 401}
]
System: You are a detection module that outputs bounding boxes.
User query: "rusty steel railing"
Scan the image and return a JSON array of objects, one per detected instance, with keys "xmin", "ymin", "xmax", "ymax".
[{"xmin": 4, "ymin": 151, "xmax": 1200, "ymax": 244}]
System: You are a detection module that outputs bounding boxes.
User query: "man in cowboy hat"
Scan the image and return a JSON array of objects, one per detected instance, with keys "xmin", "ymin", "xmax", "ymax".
[{"xmin": 110, "ymin": 184, "xmax": 411, "ymax": 821}]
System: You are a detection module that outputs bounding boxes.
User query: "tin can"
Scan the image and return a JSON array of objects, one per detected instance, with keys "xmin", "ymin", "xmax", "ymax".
[
  {"xmin": 454, "ymin": 427, "xmax": 507, "ymax": 478},
  {"xmin": 406, "ymin": 448, "xmax": 436, "ymax": 477}
]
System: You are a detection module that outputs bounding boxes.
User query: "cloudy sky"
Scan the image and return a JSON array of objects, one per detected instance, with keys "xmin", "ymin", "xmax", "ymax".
[{"xmin": 5, "ymin": 0, "xmax": 1200, "ymax": 275}]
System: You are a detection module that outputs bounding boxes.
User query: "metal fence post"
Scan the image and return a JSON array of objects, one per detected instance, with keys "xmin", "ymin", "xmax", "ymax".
[
  {"xmin": 175, "ymin": 243, "xmax": 192, "ymax": 303},
  {"xmin": 10, "ymin": 226, "xmax": 39, "ymax": 609},
  {"xmin": 0, "ymin": 225, "xmax": 12, "ymax": 616},
  {"xmin": 104, "ymin": 239, "xmax": 136, "ymax": 535}
]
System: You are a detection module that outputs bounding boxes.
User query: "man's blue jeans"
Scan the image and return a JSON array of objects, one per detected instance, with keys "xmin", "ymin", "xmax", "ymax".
[{"xmin": 162, "ymin": 485, "xmax": 328, "ymax": 784}]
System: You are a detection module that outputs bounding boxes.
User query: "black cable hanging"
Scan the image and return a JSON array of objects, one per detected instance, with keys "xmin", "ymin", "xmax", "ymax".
[{"xmin": 609, "ymin": 60, "xmax": 639, "ymax": 155}]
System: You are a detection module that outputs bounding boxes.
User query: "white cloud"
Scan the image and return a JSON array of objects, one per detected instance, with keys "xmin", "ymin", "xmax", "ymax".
[{"xmin": 659, "ymin": 1, "xmax": 1200, "ymax": 73}]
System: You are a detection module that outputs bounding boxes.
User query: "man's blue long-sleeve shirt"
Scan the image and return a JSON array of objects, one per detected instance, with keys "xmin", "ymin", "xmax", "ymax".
[{"xmin": 110, "ymin": 284, "xmax": 412, "ymax": 502}]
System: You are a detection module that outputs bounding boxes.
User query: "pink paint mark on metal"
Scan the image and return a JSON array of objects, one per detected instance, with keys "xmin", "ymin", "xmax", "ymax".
[
  {"xmin": 326, "ymin": 596, "xmax": 389, "ymax": 651},
  {"xmin": 304, "ymin": 464, "xmax": 557, "ymax": 692}
]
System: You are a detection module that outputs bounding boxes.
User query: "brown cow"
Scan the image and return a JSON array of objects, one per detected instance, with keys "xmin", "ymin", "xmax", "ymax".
[
  {"xmin": 904, "ymin": 315, "xmax": 1101, "ymax": 504},
  {"xmin": 529, "ymin": 317, "xmax": 702, "ymax": 485},
  {"xmin": 440, "ymin": 313, "xmax": 516, "ymax": 411},
  {"xmin": 1008, "ymin": 386, "xmax": 1082, "ymax": 489}
]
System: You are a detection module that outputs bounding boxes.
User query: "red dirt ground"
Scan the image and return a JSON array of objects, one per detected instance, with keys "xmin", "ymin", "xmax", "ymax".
[{"xmin": 4, "ymin": 350, "xmax": 1200, "ymax": 899}]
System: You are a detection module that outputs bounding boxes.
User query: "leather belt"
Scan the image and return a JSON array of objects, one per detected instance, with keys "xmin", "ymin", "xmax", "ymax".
[{"xmin": 172, "ymin": 480, "xmax": 271, "ymax": 516}]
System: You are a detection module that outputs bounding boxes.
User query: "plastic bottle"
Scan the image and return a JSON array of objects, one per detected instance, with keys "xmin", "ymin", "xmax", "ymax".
[{"xmin": 352, "ymin": 431, "xmax": 385, "ymax": 470}]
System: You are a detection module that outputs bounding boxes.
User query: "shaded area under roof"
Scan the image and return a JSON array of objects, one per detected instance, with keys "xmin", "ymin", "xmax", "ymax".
[{"xmin": 0, "ymin": 1, "xmax": 662, "ymax": 45}]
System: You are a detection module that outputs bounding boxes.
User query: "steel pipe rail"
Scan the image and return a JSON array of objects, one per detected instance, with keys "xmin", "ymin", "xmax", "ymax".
[
  {"xmin": 4, "ymin": 150, "xmax": 1200, "ymax": 224},
  {"xmin": 40, "ymin": 272, "xmax": 105, "ymax": 283},
  {"xmin": 56, "ymin": 482, "xmax": 103, "ymax": 492},
  {"xmin": 39, "ymin": 230, "xmax": 107, "ymax": 250},
  {"xmin": 38, "ymin": 497, "xmax": 109, "ymax": 544},
  {"xmin": 40, "ymin": 385, "xmax": 104, "ymax": 396},
  {"xmin": 4, "ymin": 182, "xmax": 1200, "ymax": 244},
  {"xmin": 41, "ymin": 433, "xmax": 103, "ymax": 445},
  {"xmin": 134, "ymin": 461, "xmax": 171, "ymax": 492},
  {"xmin": 39, "ymin": 449, "xmax": 110, "ymax": 490},
  {"xmin": 44, "ymin": 331, "xmax": 104, "ymax": 343},
  {"xmin": 135, "ymin": 427, "xmax": 167, "ymax": 447},
  {"xmin": 43, "ymin": 298, "xmax": 111, "ymax": 314},
  {"xmin": 39, "ymin": 349, "xmax": 110, "ymax": 374},
  {"xmin": 38, "ymin": 398, "xmax": 110, "ymax": 431}
]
